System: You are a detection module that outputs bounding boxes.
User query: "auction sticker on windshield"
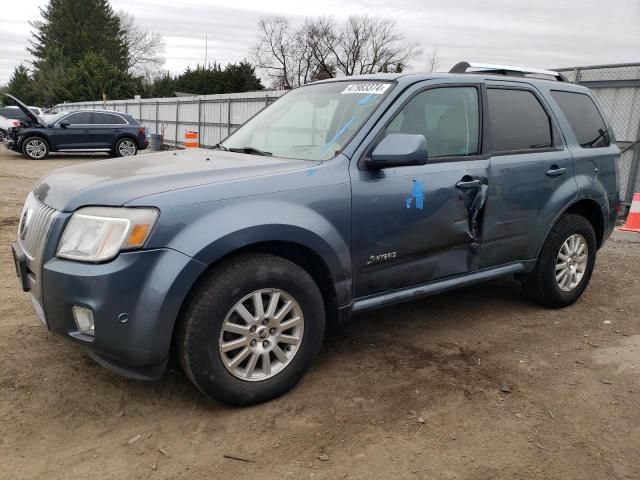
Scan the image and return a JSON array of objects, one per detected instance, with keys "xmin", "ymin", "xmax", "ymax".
[{"xmin": 341, "ymin": 83, "xmax": 391, "ymax": 95}]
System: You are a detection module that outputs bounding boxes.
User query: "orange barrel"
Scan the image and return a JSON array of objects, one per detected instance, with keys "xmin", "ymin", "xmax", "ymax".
[{"xmin": 184, "ymin": 131, "xmax": 198, "ymax": 148}]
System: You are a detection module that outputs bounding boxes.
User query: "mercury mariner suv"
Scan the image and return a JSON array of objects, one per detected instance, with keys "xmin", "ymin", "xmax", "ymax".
[{"xmin": 12, "ymin": 63, "xmax": 620, "ymax": 405}]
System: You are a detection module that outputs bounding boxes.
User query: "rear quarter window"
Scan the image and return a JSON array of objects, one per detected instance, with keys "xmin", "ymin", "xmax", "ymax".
[
  {"xmin": 551, "ymin": 90, "xmax": 610, "ymax": 148},
  {"xmin": 93, "ymin": 112, "xmax": 127, "ymax": 124}
]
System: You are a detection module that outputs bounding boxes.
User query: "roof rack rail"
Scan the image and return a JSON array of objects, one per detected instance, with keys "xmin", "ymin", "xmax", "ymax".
[{"xmin": 449, "ymin": 62, "xmax": 569, "ymax": 82}]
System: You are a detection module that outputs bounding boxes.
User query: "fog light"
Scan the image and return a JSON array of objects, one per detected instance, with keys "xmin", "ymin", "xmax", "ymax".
[{"xmin": 72, "ymin": 306, "xmax": 94, "ymax": 336}]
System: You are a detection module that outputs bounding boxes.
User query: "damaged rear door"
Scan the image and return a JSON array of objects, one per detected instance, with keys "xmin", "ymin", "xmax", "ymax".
[{"xmin": 350, "ymin": 82, "xmax": 491, "ymax": 298}]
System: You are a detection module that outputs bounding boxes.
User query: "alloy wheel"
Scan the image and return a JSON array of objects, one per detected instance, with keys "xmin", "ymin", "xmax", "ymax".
[
  {"xmin": 218, "ymin": 288, "xmax": 304, "ymax": 382},
  {"xmin": 555, "ymin": 233, "xmax": 588, "ymax": 291},
  {"xmin": 118, "ymin": 139, "xmax": 136, "ymax": 156},
  {"xmin": 25, "ymin": 139, "xmax": 47, "ymax": 159}
]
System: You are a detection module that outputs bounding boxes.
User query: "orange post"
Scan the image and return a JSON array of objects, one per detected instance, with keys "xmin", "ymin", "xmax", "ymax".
[
  {"xmin": 619, "ymin": 193, "xmax": 640, "ymax": 233},
  {"xmin": 184, "ymin": 131, "xmax": 198, "ymax": 148}
]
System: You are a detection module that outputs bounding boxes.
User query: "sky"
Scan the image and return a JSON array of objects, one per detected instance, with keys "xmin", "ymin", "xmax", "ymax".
[{"xmin": 1, "ymin": 0, "xmax": 639, "ymax": 86}]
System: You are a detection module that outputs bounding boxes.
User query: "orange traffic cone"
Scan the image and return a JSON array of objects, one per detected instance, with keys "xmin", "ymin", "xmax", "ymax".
[{"xmin": 619, "ymin": 193, "xmax": 640, "ymax": 232}]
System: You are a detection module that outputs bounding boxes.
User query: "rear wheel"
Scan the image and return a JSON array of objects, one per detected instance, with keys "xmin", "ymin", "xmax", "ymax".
[
  {"xmin": 114, "ymin": 138, "xmax": 137, "ymax": 157},
  {"xmin": 21, "ymin": 136, "xmax": 49, "ymax": 160},
  {"xmin": 522, "ymin": 214, "xmax": 596, "ymax": 308},
  {"xmin": 177, "ymin": 254, "xmax": 325, "ymax": 405}
]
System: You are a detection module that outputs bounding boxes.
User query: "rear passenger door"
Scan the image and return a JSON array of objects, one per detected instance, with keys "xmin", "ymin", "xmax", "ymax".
[
  {"xmin": 479, "ymin": 83, "xmax": 578, "ymax": 268},
  {"xmin": 91, "ymin": 112, "xmax": 128, "ymax": 149}
]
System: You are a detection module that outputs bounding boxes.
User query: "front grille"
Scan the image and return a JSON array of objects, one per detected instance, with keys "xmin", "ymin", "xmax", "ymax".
[{"xmin": 17, "ymin": 193, "xmax": 58, "ymax": 260}]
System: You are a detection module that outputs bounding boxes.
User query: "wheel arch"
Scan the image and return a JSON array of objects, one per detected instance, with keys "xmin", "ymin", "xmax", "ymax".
[
  {"xmin": 169, "ymin": 240, "xmax": 342, "ymax": 365},
  {"xmin": 537, "ymin": 197, "xmax": 606, "ymax": 258}
]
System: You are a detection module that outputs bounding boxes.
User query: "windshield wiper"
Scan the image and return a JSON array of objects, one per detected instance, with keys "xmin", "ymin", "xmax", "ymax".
[
  {"xmin": 212, "ymin": 143, "xmax": 228, "ymax": 151},
  {"xmin": 228, "ymin": 146, "xmax": 272, "ymax": 156}
]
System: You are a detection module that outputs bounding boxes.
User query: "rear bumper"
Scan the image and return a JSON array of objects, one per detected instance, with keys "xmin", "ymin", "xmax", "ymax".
[
  {"xmin": 31, "ymin": 247, "xmax": 206, "ymax": 379},
  {"xmin": 138, "ymin": 137, "xmax": 149, "ymax": 151}
]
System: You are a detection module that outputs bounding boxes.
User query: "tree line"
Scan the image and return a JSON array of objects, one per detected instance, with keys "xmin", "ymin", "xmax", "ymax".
[{"xmin": 1, "ymin": 0, "xmax": 425, "ymax": 107}]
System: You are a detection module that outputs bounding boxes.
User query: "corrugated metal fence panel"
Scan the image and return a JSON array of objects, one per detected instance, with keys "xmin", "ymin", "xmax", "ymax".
[{"xmin": 55, "ymin": 91, "xmax": 286, "ymax": 148}]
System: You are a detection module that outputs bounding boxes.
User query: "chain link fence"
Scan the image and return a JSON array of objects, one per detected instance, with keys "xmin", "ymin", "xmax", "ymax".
[{"xmin": 557, "ymin": 63, "xmax": 640, "ymax": 205}]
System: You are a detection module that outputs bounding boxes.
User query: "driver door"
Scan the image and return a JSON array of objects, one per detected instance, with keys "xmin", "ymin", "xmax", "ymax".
[{"xmin": 350, "ymin": 82, "xmax": 490, "ymax": 298}]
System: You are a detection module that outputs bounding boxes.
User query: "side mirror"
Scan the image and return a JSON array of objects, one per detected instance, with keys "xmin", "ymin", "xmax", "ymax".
[
  {"xmin": 59, "ymin": 120, "xmax": 70, "ymax": 128},
  {"xmin": 366, "ymin": 133, "xmax": 428, "ymax": 169}
]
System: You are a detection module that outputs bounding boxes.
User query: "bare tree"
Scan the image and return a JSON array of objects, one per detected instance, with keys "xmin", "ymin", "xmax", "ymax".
[
  {"xmin": 426, "ymin": 46, "xmax": 440, "ymax": 72},
  {"xmin": 117, "ymin": 11, "xmax": 166, "ymax": 81},
  {"xmin": 253, "ymin": 15, "xmax": 420, "ymax": 87}
]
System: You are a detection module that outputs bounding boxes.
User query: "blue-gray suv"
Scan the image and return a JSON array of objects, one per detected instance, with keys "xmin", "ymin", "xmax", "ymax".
[{"xmin": 11, "ymin": 63, "xmax": 620, "ymax": 405}]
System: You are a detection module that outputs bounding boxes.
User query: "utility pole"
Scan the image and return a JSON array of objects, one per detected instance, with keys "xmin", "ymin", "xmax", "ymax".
[{"xmin": 205, "ymin": 35, "xmax": 208, "ymax": 68}]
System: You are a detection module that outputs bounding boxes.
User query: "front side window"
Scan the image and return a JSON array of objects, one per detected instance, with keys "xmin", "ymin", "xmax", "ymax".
[
  {"xmin": 488, "ymin": 88, "xmax": 552, "ymax": 152},
  {"xmin": 221, "ymin": 81, "xmax": 392, "ymax": 161},
  {"xmin": 551, "ymin": 90, "xmax": 610, "ymax": 148},
  {"xmin": 65, "ymin": 112, "xmax": 92, "ymax": 124},
  {"xmin": 385, "ymin": 87, "xmax": 480, "ymax": 158}
]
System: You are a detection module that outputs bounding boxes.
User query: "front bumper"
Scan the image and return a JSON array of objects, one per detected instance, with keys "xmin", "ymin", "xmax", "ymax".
[{"xmin": 13, "ymin": 241, "xmax": 206, "ymax": 379}]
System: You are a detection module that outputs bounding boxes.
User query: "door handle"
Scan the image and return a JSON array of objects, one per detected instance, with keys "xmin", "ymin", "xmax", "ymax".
[
  {"xmin": 546, "ymin": 166, "xmax": 567, "ymax": 177},
  {"xmin": 83, "ymin": 129, "xmax": 90, "ymax": 133},
  {"xmin": 455, "ymin": 178, "xmax": 482, "ymax": 189}
]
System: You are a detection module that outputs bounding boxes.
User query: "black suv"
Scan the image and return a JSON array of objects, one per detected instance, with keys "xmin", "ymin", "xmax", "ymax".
[{"xmin": 3, "ymin": 94, "xmax": 148, "ymax": 160}]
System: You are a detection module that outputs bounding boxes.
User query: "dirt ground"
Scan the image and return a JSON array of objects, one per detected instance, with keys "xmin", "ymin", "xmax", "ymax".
[{"xmin": 0, "ymin": 146, "xmax": 638, "ymax": 480}]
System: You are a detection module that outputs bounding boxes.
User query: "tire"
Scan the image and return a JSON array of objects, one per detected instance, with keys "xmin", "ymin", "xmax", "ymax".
[
  {"xmin": 177, "ymin": 253, "xmax": 326, "ymax": 406},
  {"xmin": 114, "ymin": 138, "xmax": 138, "ymax": 157},
  {"xmin": 21, "ymin": 136, "xmax": 49, "ymax": 160},
  {"xmin": 522, "ymin": 214, "xmax": 596, "ymax": 308}
]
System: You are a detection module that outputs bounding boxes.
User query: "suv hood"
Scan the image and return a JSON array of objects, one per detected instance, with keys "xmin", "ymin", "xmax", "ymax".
[
  {"xmin": 4, "ymin": 93, "xmax": 45, "ymax": 127},
  {"xmin": 34, "ymin": 149, "xmax": 317, "ymax": 211}
]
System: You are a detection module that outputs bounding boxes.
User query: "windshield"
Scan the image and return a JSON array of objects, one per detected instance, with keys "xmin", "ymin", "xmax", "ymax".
[{"xmin": 221, "ymin": 81, "xmax": 393, "ymax": 161}]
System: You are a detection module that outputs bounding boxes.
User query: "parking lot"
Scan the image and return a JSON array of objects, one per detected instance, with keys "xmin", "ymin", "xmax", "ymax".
[{"xmin": 0, "ymin": 146, "xmax": 638, "ymax": 480}]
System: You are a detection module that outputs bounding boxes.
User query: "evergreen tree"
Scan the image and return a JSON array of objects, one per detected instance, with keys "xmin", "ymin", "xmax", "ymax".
[
  {"xmin": 28, "ymin": 0, "xmax": 127, "ymax": 70},
  {"xmin": 4, "ymin": 65, "xmax": 37, "ymax": 105}
]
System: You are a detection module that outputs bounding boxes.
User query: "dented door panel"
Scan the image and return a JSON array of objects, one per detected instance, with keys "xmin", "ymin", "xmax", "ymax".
[{"xmin": 351, "ymin": 159, "xmax": 490, "ymax": 298}]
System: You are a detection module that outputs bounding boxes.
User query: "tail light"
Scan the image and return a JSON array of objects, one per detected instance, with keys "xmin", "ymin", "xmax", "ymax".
[
  {"xmin": 139, "ymin": 127, "xmax": 146, "ymax": 136},
  {"xmin": 10, "ymin": 120, "xmax": 20, "ymax": 128}
]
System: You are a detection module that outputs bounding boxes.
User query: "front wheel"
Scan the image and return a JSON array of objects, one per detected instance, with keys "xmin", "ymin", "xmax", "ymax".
[
  {"xmin": 177, "ymin": 254, "xmax": 325, "ymax": 405},
  {"xmin": 21, "ymin": 136, "xmax": 49, "ymax": 160},
  {"xmin": 114, "ymin": 138, "xmax": 137, "ymax": 157},
  {"xmin": 522, "ymin": 214, "xmax": 596, "ymax": 308}
]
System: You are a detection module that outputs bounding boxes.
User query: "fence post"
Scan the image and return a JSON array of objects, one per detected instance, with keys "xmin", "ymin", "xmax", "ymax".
[
  {"xmin": 155, "ymin": 101, "xmax": 159, "ymax": 136},
  {"xmin": 197, "ymin": 98, "xmax": 202, "ymax": 147},
  {"xmin": 227, "ymin": 98, "xmax": 232, "ymax": 137},
  {"xmin": 626, "ymin": 120, "xmax": 640, "ymax": 204},
  {"xmin": 175, "ymin": 100, "xmax": 179, "ymax": 148}
]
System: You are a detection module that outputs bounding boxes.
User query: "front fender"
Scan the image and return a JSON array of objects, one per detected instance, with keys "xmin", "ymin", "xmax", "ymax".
[{"xmin": 146, "ymin": 191, "xmax": 352, "ymax": 306}]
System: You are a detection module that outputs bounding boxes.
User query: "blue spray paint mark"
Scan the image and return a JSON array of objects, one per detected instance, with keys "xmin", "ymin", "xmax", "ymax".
[
  {"xmin": 306, "ymin": 168, "xmax": 318, "ymax": 176},
  {"xmin": 320, "ymin": 116, "xmax": 355, "ymax": 156},
  {"xmin": 405, "ymin": 179, "xmax": 425, "ymax": 210},
  {"xmin": 357, "ymin": 94, "xmax": 374, "ymax": 105}
]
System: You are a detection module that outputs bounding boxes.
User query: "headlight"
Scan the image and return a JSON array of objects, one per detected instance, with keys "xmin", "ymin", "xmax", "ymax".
[{"xmin": 57, "ymin": 207, "xmax": 158, "ymax": 262}]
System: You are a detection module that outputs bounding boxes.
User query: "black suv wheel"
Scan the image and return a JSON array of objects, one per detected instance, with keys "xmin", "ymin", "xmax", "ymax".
[
  {"xmin": 177, "ymin": 254, "xmax": 325, "ymax": 406},
  {"xmin": 114, "ymin": 138, "xmax": 138, "ymax": 157},
  {"xmin": 522, "ymin": 214, "xmax": 596, "ymax": 308},
  {"xmin": 21, "ymin": 136, "xmax": 49, "ymax": 160}
]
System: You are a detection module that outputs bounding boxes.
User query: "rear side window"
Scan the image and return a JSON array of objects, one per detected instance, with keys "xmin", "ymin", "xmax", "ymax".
[
  {"xmin": 65, "ymin": 112, "xmax": 92, "ymax": 124},
  {"xmin": 551, "ymin": 91, "xmax": 610, "ymax": 148},
  {"xmin": 488, "ymin": 89, "xmax": 552, "ymax": 152},
  {"xmin": 93, "ymin": 112, "xmax": 127, "ymax": 124}
]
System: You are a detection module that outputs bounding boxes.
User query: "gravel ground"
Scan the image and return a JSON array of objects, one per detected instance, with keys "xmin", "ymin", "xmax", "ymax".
[{"xmin": 0, "ymin": 146, "xmax": 638, "ymax": 480}]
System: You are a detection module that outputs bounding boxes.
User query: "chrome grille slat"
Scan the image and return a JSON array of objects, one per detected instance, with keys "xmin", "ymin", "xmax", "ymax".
[{"xmin": 18, "ymin": 193, "xmax": 58, "ymax": 261}]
